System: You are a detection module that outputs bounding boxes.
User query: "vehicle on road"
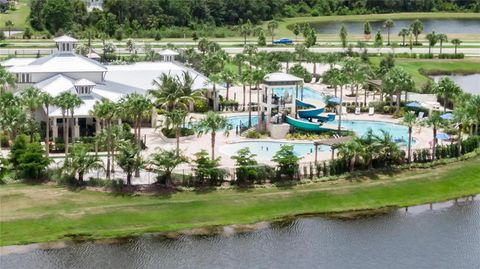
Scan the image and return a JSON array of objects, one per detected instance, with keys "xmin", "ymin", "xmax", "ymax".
[{"xmin": 273, "ymin": 38, "xmax": 293, "ymax": 45}]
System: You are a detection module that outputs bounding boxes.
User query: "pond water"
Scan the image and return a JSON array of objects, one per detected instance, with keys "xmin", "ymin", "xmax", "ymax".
[
  {"xmin": 432, "ymin": 74, "xmax": 480, "ymax": 95},
  {"xmin": 1, "ymin": 199, "xmax": 479, "ymax": 269},
  {"xmin": 311, "ymin": 19, "xmax": 480, "ymax": 35}
]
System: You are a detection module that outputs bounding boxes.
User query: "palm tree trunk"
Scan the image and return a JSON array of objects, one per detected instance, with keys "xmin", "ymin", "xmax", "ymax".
[
  {"xmin": 350, "ymin": 157, "xmax": 355, "ymax": 173},
  {"xmin": 407, "ymin": 127, "xmax": 412, "ymax": 163},
  {"xmin": 176, "ymin": 127, "xmax": 180, "ymax": 156},
  {"xmin": 432, "ymin": 126, "xmax": 437, "ymax": 159},
  {"xmin": 127, "ymin": 173, "xmax": 132, "ymax": 186},
  {"xmin": 45, "ymin": 107, "xmax": 50, "ymax": 157},
  {"xmin": 211, "ymin": 131, "xmax": 216, "ymax": 159},
  {"xmin": 226, "ymin": 83, "xmax": 230, "ymax": 100},
  {"xmin": 444, "ymin": 96, "xmax": 448, "ymax": 112},
  {"xmin": 458, "ymin": 124, "xmax": 463, "ymax": 156},
  {"xmin": 396, "ymin": 91, "xmax": 401, "ymax": 112},
  {"xmin": 242, "ymin": 84, "xmax": 246, "ymax": 111},
  {"xmin": 256, "ymin": 82, "xmax": 261, "ymax": 128},
  {"xmin": 338, "ymin": 86, "xmax": 343, "ymax": 134},
  {"xmin": 355, "ymin": 85, "xmax": 359, "ymax": 107},
  {"xmin": 78, "ymin": 171, "xmax": 84, "ymax": 184},
  {"xmin": 454, "ymin": 46, "xmax": 457, "ymax": 55},
  {"xmin": 248, "ymin": 84, "xmax": 252, "ymax": 128}
]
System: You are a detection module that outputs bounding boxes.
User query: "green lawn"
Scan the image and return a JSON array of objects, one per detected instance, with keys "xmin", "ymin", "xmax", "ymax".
[
  {"xmin": 1, "ymin": 155, "xmax": 479, "ymax": 246},
  {"xmin": 0, "ymin": 0, "xmax": 30, "ymax": 31},
  {"xmin": 370, "ymin": 57, "xmax": 480, "ymax": 89}
]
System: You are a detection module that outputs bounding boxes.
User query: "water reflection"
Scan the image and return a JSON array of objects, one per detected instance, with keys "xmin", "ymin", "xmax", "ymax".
[
  {"xmin": 1, "ymin": 199, "xmax": 479, "ymax": 269},
  {"xmin": 433, "ymin": 74, "xmax": 480, "ymax": 95},
  {"xmin": 311, "ymin": 19, "xmax": 480, "ymax": 35}
]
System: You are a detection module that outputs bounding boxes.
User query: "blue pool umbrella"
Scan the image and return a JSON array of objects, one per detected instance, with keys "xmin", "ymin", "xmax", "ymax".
[
  {"xmin": 406, "ymin": 102, "xmax": 422, "ymax": 109},
  {"xmin": 436, "ymin": 133, "xmax": 450, "ymax": 140},
  {"xmin": 440, "ymin": 113, "xmax": 454, "ymax": 120},
  {"xmin": 328, "ymin": 97, "xmax": 341, "ymax": 105}
]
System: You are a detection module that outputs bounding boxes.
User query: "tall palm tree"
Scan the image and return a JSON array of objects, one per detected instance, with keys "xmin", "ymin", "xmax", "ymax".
[
  {"xmin": 55, "ymin": 92, "xmax": 82, "ymax": 157},
  {"xmin": 4, "ymin": 20, "xmax": 14, "ymax": 37},
  {"xmin": 398, "ymin": 28, "xmax": 410, "ymax": 46},
  {"xmin": 336, "ymin": 70, "xmax": 349, "ymax": 134},
  {"xmin": 119, "ymin": 93, "xmax": 152, "ymax": 146},
  {"xmin": 402, "ymin": 112, "xmax": 417, "ymax": 163},
  {"xmin": 425, "ymin": 31, "xmax": 438, "ymax": 54},
  {"xmin": 195, "ymin": 111, "xmax": 232, "ymax": 159},
  {"xmin": 67, "ymin": 94, "xmax": 83, "ymax": 145},
  {"xmin": 410, "ymin": 19, "xmax": 424, "ymax": 45},
  {"xmin": 374, "ymin": 130, "xmax": 402, "ymax": 166},
  {"xmin": 427, "ymin": 112, "xmax": 443, "ymax": 159},
  {"xmin": 20, "ymin": 87, "xmax": 43, "ymax": 142},
  {"xmin": 41, "ymin": 92, "xmax": 54, "ymax": 156},
  {"xmin": 251, "ymin": 69, "xmax": 266, "ymax": 127},
  {"xmin": 232, "ymin": 53, "xmax": 246, "ymax": 76},
  {"xmin": 454, "ymin": 107, "xmax": 472, "ymax": 156},
  {"xmin": 240, "ymin": 71, "xmax": 251, "ymax": 112},
  {"xmin": 239, "ymin": 20, "xmax": 253, "ymax": 46},
  {"xmin": 65, "ymin": 143, "xmax": 104, "ymax": 184},
  {"xmin": 383, "ymin": 19, "xmax": 395, "ymax": 46},
  {"xmin": 451, "ymin": 38, "xmax": 462, "ymax": 55},
  {"xmin": 116, "ymin": 140, "xmax": 144, "ymax": 186},
  {"xmin": 208, "ymin": 72, "xmax": 222, "ymax": 111},
  {"xmin": 267, "ymin": 20, "xmax": 279, "ymax": 44},
  {"xmin": 0, "ymin": 66, "xmax": 16, "ymax": 94},
  {"xmin": 149, "ymin": 72, "xmax": 203, "ymax": 112},
  {"xmin": 383, "ymin": 67, "xmax": 414, "ymax": 113},
  {"xmin": 163, "ymin": 109, "xmax": 188, "ymax": 156},
  {"xmin": 90, "ymin": 98, "xmax": 117, "ymax": 178},
  {"xmin": 220, "ymin": 69, "xmax": 237, "ymax": 101},
  {"xmin": 434, "ymin": 77, "xmax": 462, "ymax": 112},
  {"xmin": 437, "ymin": 34, "xmax": 448, "ymax": 54},
  {"xmin": 337, "ymin": 138, "xmax": 365, "ymax": 173}
]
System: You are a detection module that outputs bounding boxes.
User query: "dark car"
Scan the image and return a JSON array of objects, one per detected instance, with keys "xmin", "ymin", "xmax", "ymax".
[{"xmin": 272, "ymin": 38, "xmax": 293, "ymax": 45}]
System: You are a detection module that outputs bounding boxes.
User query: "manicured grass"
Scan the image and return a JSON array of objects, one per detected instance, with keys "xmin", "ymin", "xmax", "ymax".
[
  {"xmin": 272, "ymin": 12, "xmax": 480, "ymax": 37},
  {"xmin": 0, "ymin": 0, "xmax": 30, "ymax": 31},
  {"xmin": 1, "ymin": 155, "xmax": 479, "ymax": 246},
  {"xmin": 370, "ymin": 57, "xmax": 480, "ymax": 89}
]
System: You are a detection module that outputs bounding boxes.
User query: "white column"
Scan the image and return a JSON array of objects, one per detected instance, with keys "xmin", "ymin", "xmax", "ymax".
[
  {"xmin": 151, "ymin": 107, "xmax": 158, "ymax": 128},
  {"xmin": 117, "ymin": 119, "xmax": 122, "ymax": 127},
  {"xmin": 95, "ymin": 119, "xmax": 101, "ymax": 134},
  {"xmin": 74, "ymin": 118, "xmax": 80, "ymax": 138},
  {"xmin": 51, "ymin": 118, "xmax": 58, "ymax": 140}
]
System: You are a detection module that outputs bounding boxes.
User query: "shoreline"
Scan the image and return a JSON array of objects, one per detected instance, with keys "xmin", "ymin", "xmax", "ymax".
[
  {"xmin": 1, "ymin": 154, "xmax": 479, "ymax": 248},
  {"xmin": 1, "ymin": 195, "xmax": 478, "ymax": 255}
]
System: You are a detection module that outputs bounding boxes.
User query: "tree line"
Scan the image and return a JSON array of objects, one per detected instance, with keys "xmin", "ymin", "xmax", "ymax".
[{"xmin": 27, "ymin": 0, "xmax": 480, "ymax": 37}]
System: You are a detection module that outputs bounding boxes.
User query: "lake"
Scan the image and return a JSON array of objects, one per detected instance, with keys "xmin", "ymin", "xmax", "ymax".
[
  {"xmin": 433, "ymin": 74, "xmax": 480, "ymax": 95},
  {"xmin": 1, "ymin": 198, "xmax": 479, "ymax": 269},
  {"xmin": 311, "ymin": 19, "xmax": 480, "ymax": 35}
]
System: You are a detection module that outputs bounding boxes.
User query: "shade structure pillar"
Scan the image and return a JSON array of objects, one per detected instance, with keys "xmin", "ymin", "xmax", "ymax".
[{"xmin": 314, "ymin": 144, "xmax": 318, "ymax": 164}]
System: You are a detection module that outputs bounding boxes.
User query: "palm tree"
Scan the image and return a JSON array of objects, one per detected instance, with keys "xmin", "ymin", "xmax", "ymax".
[
  {"xmin": 251, "ymin": 69, "xmax": 266, "ymax": 128},
  {"xmin": 437, "ymin": 34, "xmax": 448, "ymax": 54},
  {"xmin": 454, "ymin": 107, "xmax": 472, "ymax": 156},
  {"xmin": 5, "ymin": 20, "xmax": 14, "ymax": 37},
  {"xmin": 383, "ymin": 19, "xmax": 395, "ymax": 46},
  {"xmin": 470, "ymin": 95, "xmax": 480, "ymax": 136},
  {"xmin": 383, "ymin": 67, "xmax": 414, "ymax": 113},
  {"xmin": 208, "ymin": 72, "xmax": 222, "ymax": 111},
  {"xmin": 54, "ymin": 92, "xmax": 80, "ymax": 157},
  {"xmin": 65, "ymin": 143, "xmax": 104, "ymax": 184},
  {"xmin": 239, "ymin": 71, "xmax": 251, "ymax": 112},
  {"xmin": 239, "ymin": 20, "xmax": 253, "ymax": 46},
  {"xmin": 337, "ymin": 138, "xmax": 365, "ymax": 173},
  {"xmin": 90, "ymin": 98, "xmax": 117, "ymax": 178},
  {"xmin": 434, "ymin": 77, "xmax": 462, "ymax": 112},
  {"xmin": 149, "ymin": 72, "xmax": 203, "ymax": 112},
  {"xmin": 20, "ymin": 86, "xmax": 43, "ymax": 142},
  {"xmin": 398, "ymin": 28, "xmax": 410, "ymax": 46},
  {"xmin": 427, "ymin": 112, "xmax": 443, "ymax": 159},
  {"xmin": 119, "ymin": 93, "xmax": 152, "ymax": 146},
  {"xmin": 267, "ymin": 20, "xmax": 279, "ymax": 44},
  {"xmin": 220, "ymin": 69, "xmax": 237, "ymax": 101},
  {"xmin": 67, "ymin": 94, "xmax": 83, "ymax": 145},
  {"xmin": 232, "ymin": 53, "xmax": 246, "ymax": 76},
  {"xmin": 195, "ymin": 111, "xmax": 232, "ymax": 159},
  {"xmin": 116, "ymin": 140, "xmax": 144, "ymax": 186},
  {"xmin": 425, "ymin": 31, "xmax": 438, "ymax": 54},
  {"xmin": 163, "ymin": 109, "xmax": 188, "ymax": 156},
  {"xmin": 336, "ymin": 70, "xmax": 349, "ymax": 134},
  {"xmin": 374, "ymin": 130, "xmax": 402, "ymax": 166},
  {"xmin": 410, "ymin": 19, "xmax": 424, "ymax": 45},
  {"xmin": 451, "ymin": 38, "xmax": 462, "ymax": 55},
  {"xmin": 0, "ymin": 66, "xmax": 16, "ymax": 94},
  {"xmin": 40, "ymin": 92, "xmax": 54, "ymax": 156},
  {"xmin": 149, "ymin": 148, "xmax": 188, "ymax": 186},
  {"xmin": 293, "ymin": 23, "xmax": 301, "ymax": 42},
  {"xmin": 402, "ymin": 112, "xmax": 417, "ymax": 163}
]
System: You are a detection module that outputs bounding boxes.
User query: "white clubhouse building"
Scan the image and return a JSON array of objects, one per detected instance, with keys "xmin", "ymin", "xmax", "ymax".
[{"xmin": 1, "ymin": 35, "xmax": 219, "ymax": 140}]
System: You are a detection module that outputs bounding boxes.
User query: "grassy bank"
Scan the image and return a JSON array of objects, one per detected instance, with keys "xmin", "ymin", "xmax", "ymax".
[
  {"xmin": 370, "ymin": 57, "xmax": 480, "ymax": 89},
  {"xmin": 0, "ymin": 0, "xmax": 30, "ymax": 31},
  {"xmin": 1, "ymin": 155, "xmax": 479, "ymax": 246}
]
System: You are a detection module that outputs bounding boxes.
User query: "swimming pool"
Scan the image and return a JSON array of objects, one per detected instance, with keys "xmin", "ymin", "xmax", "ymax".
[
  {"xmin": 219, "ymin": 141, "xmax": 330, "ymax": 161},
  {"xmin": 330, "ymin": 120, "xmax": 411, "ymax": 143},
  {"xmin": 228, "ymin": 115, "xmax": 259, "ymax": 129},
  {"xmin": 272, "ymin": 87, "xmax": 327, "ymax": 101}
]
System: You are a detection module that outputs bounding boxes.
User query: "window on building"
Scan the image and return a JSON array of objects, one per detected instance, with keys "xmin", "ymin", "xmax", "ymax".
[{"xmin": 17, "ymin": 73, "xmax": 31, "ymax": 83}]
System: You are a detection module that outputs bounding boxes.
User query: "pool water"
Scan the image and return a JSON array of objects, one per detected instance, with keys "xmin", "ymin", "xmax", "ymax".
[
  {"xmin": 330, "ymin": 120, "xmax": 411, "ymax": 143},
  {"xmin": 272, "ymin": 87, "xmax": 327, "ymax": 101},
  {"xmin": 220, "ymin": 141, "xmax": 330, "ymax": 161},
  {"xmin": 228, "ymin": 115, "xmax": 259, "ymax": 129}
]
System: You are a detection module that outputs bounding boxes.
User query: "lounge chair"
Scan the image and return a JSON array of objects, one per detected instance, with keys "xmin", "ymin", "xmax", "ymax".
[
  {"xmin": 417, "ymin": 111, "xmax": 424, "ymax": 120},
  {"xmin": 355, "ymin": 107, "xmax": 361, "ymax": 115},
  {"xmin": 368, "ymin": 107, "xmax": 375, "ymax": 116}
]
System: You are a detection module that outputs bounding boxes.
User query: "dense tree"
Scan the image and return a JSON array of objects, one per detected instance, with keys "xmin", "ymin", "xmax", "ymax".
[
  {"xmin": 339, "ymin": 24, "xmax": 348, "ymax": 49},
  {"xmin": 383, "ymin": 67, "xmax": 414, "ymax": 112},
  {"xmin": 272, "ymin": 145, "xmax": 301, "ymax": 180},
  {"xmin": 0, "ymin": 66, "xmax": 16, "ymax": 94},
  {"xmin": 149, "ymin": 148, "xmax": 188, "ymax": 186},
  {"xmin": 434, "ymin": 77, "xmax": 462, "ymax": 112}
]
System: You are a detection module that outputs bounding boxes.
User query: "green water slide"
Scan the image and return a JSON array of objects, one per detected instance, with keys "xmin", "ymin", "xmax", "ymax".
[{"xmin": 285, "ymin": 99, "xmax": 336, "ymax": 132}]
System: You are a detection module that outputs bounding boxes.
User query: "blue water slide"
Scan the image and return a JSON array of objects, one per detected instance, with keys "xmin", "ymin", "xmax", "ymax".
[{"xmin": 285, "ymin": 99, "xmax": 336, "ymax": 132}]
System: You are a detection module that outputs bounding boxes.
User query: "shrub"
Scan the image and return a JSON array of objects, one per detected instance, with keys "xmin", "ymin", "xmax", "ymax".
[
  {"xmin": 272, "ymin": 145, "xmax": 301, "ymax": 181},
  {"xmin": 0, "ymin": 134, "xmax": 9, "ymax": 148},
  {"xmin": 438, "ymin": 53, "xmax": 464, "ymax": 59},
  {"xmin": 193, "ymin": 150, "xmax": 226, "ymax": 186},
  {"xmin": 193, "ymin": 99, "xmax": 209, "ymax": 113},
  {"xmin": 161, "ymin": 128, "xmax": 194, "ymax": 138},
  {"xmin": 418, "ymin": 53, "xmax": 434, "ymax": 59}
]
